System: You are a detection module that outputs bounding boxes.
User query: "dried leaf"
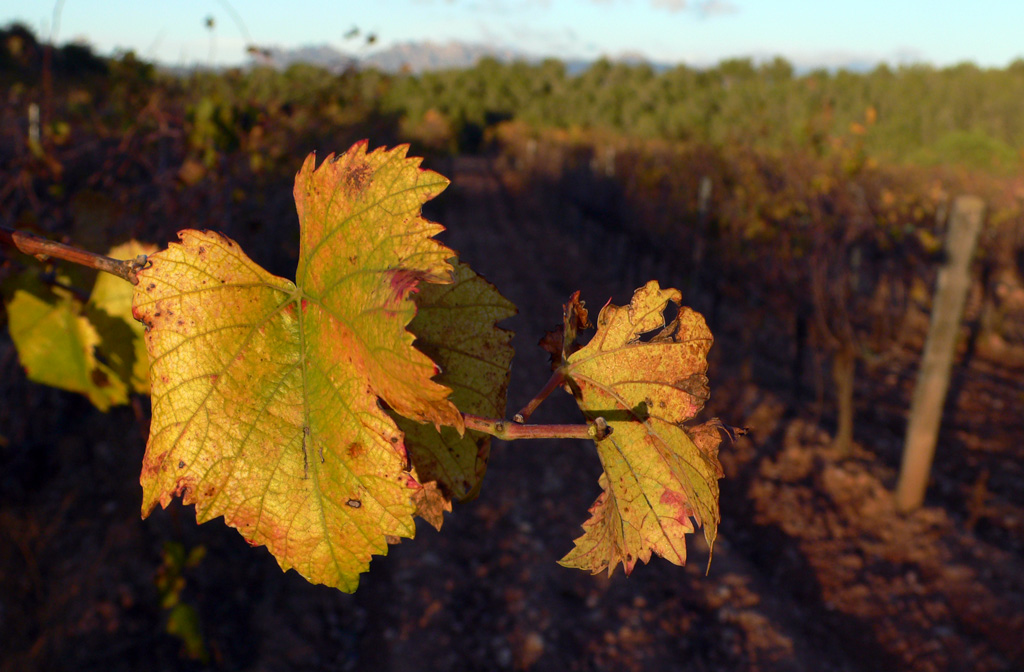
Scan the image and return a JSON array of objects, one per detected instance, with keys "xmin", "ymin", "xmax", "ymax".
[
  {"xmin": 560, "ymin": 281, "xmax": 724, "ymax": 576},
  {"xmin": 539, "ymin": 290, "xmax": 590, "ymax": 370}
]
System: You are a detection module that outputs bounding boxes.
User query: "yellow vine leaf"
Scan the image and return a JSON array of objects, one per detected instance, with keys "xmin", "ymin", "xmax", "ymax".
[
  {"xmin": 133, "ymin": 143, "xmax": 467, "ymax": 591},
  {"xmin": 3, "ymin": 240, "xmax": 155, "ymax": 410},
  {"xmin": 559, "ymin": 281, "xmax": 724, "ymax": 576},
  {"xmin": 397, "ymin": 261, "xmax": 516, "ymax": 527}
]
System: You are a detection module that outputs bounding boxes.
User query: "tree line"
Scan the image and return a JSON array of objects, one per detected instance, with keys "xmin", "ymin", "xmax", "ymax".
[{"xmin": 5, "ymin": 22, "xmax": 1024, "ymax": 172}]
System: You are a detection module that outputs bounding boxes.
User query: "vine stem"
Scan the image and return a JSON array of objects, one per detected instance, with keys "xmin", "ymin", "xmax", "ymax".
[
  {"xmin": 512, "ymin": 367, "xmax": 567, "ymax": 424},
  {"xmin": 0, "ymin": 225, "xmax": 147, "ymax": 285},
  {"xmin": 463, "ymin": 413, "xmax": 609, "ymax": 441}
]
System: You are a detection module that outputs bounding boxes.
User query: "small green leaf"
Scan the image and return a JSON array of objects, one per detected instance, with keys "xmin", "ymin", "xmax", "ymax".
[
  {"xmin": 560, "ymin": 281, "xmax": 724, "ymax": 576},
  {"xmin": 2, "ymin": 240, "xmax": 155, "ymax": 410}
]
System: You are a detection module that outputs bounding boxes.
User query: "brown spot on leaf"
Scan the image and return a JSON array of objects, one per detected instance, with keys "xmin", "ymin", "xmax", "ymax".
[
  {"xmin": 178, "ymin": 460, "xmax": 185, "ymax": 469},
  {"xmin": 90, "ymin": 369, "xmax": 110, "ymax": 387},
  {"xmin": 387, "ymin": 268, "xmax": 429, "ymax": 304},
  {"xmin": 345, "ymin": 162, "xmax": 372, "ymax": 190},
  {"xmin": 142, "ymin": 451, "xmax": 169, "ymax": 479},
  {"xmin": 674, "ymin": 374, "xmax": 710, "ymax": 399},
  {"xmin": 173, "ymin": 478, "xmax": 194, "ymax": 499},
  {"xmin": 347, "ymin": 442, "xmax": 365, "ymax": 458},
  {"xmin": 346, "ymin": 499, "xmax": 362, "ymax": 508},
  {"xmin": 660, "ymin": 489, "xmax": 695, "ymax": 521}
]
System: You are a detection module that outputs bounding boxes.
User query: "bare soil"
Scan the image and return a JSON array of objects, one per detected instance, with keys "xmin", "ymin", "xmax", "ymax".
[{"xmin": 2, "ymin": 155, "xmax": 1023, "ymax": 671}]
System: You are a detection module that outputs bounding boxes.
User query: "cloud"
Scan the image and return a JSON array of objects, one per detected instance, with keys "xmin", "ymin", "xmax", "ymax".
[
  {"xmin": 462, "ymin": 0, "xmax": 552, "ymax": 10},
  {"xmin": 648, "ymin": 0, "xmax": 739, "ymax": 15},
  {"xmin": 651, "ymin": 0, "xmax": 687, "ymax": 10},
  {"xmin": 696, "ymin": 0, "xmax": 738, "ymax": 16}
]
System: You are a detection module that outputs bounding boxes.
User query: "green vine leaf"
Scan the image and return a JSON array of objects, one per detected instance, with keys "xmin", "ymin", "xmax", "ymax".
[
  {"xmin": 3, "ymin": 240, "xmax": 155, "ymax": 410},
  {"xmin": 133, "ymin": 142, "xmax": 468, "ymax": 591},
  {"xmin": 559, "ymin": 281, "xmax": 724, "ymax": 576},
  {"xmin": 397, "ymin": 261, "xmax": 516, "ymax": 527}
]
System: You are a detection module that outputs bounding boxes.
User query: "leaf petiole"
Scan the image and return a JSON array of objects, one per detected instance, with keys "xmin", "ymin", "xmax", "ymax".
[
  {"xmin": 462, "ymin": 412, "xmax": 610, "ymax": 441},
  {"xmin": 512, "ymin": 367, "xmax": 568, "ymax": 424},
  {"xmin": 0, "ymin": 225, "xmax": 148, "ymax": 285}
]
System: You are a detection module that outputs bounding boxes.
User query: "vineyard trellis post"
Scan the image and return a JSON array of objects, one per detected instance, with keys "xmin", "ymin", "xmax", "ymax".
[{"xmin": 895, "ymin": 195, "xmax": 985, "ymax": 513}]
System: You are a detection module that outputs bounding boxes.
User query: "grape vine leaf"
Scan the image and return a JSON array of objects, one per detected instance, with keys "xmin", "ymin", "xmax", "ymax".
[
  {"xmin": 397, "ymin": 261, "xmax": 516, "ymax": 527},
  {"xmin": 133, "ymin": 143, "xmax": 469, "ymax": 591},
  {"xmin": 559, "ymin": 281, "xmax": 725, "ymax": 576},
  {"xmin": 2, "ymin": 240, "xmax": 155, "ymax": 410}
]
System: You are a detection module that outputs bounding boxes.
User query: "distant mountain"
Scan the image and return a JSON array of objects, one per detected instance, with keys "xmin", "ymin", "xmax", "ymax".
[
  {"xmin": 255, "ymin": 40, "xmax": 684, "ymax": 75},
  {"xmin": 260, "ymin": 45, "xmax": 357, "ymax": 73},
  {"xmin": 256, "ymin": 41, "xmax": 528, "ymax": 74},
  {"xmin": 253, "ymin": 40, "xmax": 886, "ymax": 77},
  {"xmin": 362, "ymin": 41, "xmax": 525, "ymax": 73}
]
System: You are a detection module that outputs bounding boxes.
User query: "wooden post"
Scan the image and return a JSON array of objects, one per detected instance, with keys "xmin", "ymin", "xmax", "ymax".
[{"xmin": 895, "ymin": 196, "xmax": 985, "ymax": 513}]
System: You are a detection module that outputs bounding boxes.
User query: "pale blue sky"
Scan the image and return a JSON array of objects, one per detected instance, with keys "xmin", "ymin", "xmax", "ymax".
[{"xmin": 4, "ymin": 0, "xmax": 1022, "ymax": 69}]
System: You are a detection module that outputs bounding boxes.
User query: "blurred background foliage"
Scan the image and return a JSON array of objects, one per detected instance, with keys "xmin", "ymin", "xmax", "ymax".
[
  {"xmin": 3, "ymin": 20, "xmax": 1023, "ymax": 418},
  {"xmin": 3, "ymin": 21, "xmax": 1024, "ymax": 672},
  {"xmin": 3, "ymin": 20, "xmax": 1023, "ymax": 389}
]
